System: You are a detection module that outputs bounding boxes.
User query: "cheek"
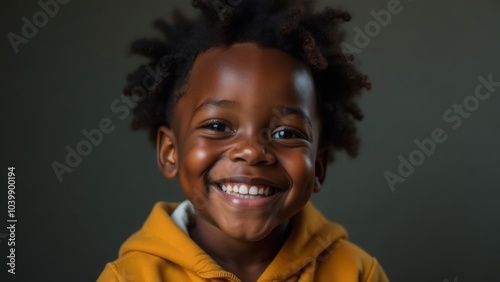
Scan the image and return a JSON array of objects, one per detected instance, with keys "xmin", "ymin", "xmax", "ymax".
[
  {"xmin": 179, "ymin": 139, "xmax": 220, "ymax": 186},
  {"xmin": 280, "ymin": 148, "xmax": 315, "ymax": 188}
]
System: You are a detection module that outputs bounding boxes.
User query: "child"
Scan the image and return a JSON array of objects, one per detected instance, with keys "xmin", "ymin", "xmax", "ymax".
[{"xmin": 98, "ymin": 0, "xmax": 388, "ymax": 281}]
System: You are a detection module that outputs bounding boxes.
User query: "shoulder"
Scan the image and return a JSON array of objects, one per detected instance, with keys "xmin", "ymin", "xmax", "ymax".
[
  {"xmin": 316, "ymin": 239, "xmax": 389, "ymax": 282},
  {"xmin": 97, "ymin": 251, "xmax": 166, "ymax": 282}
]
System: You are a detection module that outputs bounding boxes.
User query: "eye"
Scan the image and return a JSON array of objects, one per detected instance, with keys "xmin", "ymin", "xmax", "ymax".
[
  {"xmin": 271, "ymin": 127, "xmax": 306, "ymax": 139},
  {"xmin": 202, "ymin": 120, "xmax": 232, "ymax": 133}
]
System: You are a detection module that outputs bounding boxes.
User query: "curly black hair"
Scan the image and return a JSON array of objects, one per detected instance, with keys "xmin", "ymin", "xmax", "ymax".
[{"xmin": 124, "ymin": 0, "xmax": 371, "ymax": 161}]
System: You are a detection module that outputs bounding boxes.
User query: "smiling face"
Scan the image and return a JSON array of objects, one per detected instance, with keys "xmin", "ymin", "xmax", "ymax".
[{"xmin": 157, "ymin": 43, "xmax": 328, "ymax": 242}]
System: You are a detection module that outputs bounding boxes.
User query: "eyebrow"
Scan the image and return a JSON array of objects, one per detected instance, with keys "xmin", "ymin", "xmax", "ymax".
[
  {"xmin": 274, "ymin": 106, "xmax": 313, "ymax": 129},
  {"xmin": 192, "ymin": 99, "xmax": 240, "ymax": 117}
]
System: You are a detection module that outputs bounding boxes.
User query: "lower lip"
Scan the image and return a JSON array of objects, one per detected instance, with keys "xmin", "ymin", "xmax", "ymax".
[{"xmin": 210, "ymin": 184, "xmax": 284, "ymax": 208}]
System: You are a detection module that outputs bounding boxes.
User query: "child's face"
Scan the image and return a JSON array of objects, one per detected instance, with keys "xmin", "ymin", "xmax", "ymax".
[{"xmin": 158, "ymin": 43, "xmax": 328, "ymax": 241}]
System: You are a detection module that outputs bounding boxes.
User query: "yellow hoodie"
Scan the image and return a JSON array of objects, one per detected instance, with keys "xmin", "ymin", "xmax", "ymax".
[{"xmin": 98, "ymin": 202, "xmax": 388, "ymax": 281}]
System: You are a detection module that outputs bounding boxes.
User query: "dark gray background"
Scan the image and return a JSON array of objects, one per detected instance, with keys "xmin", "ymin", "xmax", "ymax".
[{"xmin": 1, "ymin": 0, "xmax": 499, "ymax": 281}]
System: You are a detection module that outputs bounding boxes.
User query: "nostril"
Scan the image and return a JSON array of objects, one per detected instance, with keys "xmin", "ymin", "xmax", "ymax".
[{"xmin": 228, "ymin": 141, "xmax": 274, "ymax": 165}]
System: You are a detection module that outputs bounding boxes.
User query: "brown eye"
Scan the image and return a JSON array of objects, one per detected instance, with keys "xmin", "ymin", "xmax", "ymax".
[
  {"xmin": 271, "ymin": 127, "xmax": 305, "ymax": 139},
  {"xmin": 203, "ymin": 120, "xmax": 232, "ymax": 133}
]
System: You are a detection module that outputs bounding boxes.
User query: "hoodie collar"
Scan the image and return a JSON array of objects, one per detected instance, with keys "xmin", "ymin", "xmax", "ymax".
[{"xmin": 119, "ymin": 201, "xmax": 347, "ymax": 281}]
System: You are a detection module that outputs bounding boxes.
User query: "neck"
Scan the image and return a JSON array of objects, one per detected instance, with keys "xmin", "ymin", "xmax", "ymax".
[{"xmin": 189, "ymin": 215, "xmax": 291, "ymax": 277}]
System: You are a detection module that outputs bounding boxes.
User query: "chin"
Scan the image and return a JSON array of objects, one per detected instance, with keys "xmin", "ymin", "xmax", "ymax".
[{"xmin": 220, "ymin": 221, "xmax": 278, "ymax": 242}]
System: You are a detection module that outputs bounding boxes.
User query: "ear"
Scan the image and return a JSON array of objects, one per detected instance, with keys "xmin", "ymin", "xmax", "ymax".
[
  {"xmin": 313, "ymin": 146, "xmax": 330, "ymax": 193},
  {"xmin": 157, "ymin": 126, "xmax": 178, "ymax": 179}
]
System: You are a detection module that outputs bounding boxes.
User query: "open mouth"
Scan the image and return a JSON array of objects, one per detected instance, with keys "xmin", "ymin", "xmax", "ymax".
[{"xmin": 215, "ymin": 183, "xmax": 277, "ymax": 199}]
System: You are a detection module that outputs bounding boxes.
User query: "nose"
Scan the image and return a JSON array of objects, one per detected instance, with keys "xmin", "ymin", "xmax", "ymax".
[{"xmin": 228, "ymin": 137, "xmax": 276, "ymax": 166}]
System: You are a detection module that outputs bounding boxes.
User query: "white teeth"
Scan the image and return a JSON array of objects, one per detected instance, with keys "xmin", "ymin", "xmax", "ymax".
[
  {"xmin": 249, "ymin": 186, "xmax": 258, "ymax": 195},
  {"xmin": 239, "ymin": 185, "xmax": 248, "ymax": 195},
  {"xmin": 236, "ymin": 194, "xmax": 261, "ymax": 199},
  {"xmin": 218, "ymin": 183, "xmax": 276, "ymax": 198},
  {"xmin": 231, "ymin": 194, "xmax": 262, "ymax": 199}
]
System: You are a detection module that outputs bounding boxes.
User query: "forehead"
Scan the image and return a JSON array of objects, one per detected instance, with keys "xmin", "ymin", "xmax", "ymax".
[{"xmin": 183, "ymin": 43, "xmax": 315, "ymax": 107}]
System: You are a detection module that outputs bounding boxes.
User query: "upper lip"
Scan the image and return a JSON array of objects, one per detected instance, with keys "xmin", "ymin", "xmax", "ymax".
[{"xmin": 211, "ymin": 176, "xmax": 287, "ymax": 191}]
